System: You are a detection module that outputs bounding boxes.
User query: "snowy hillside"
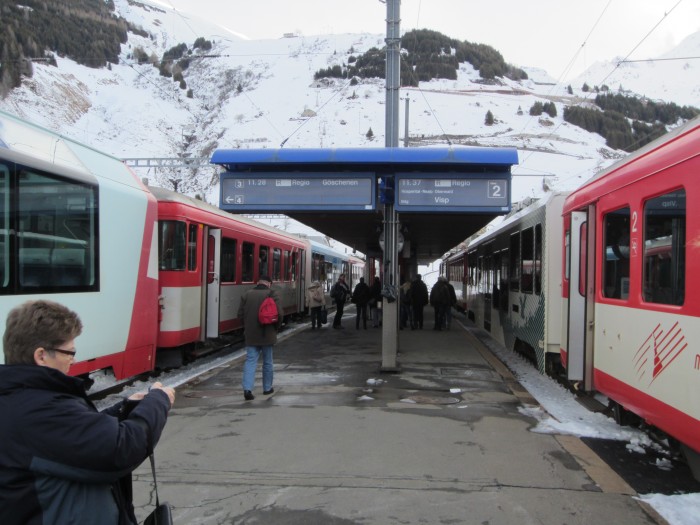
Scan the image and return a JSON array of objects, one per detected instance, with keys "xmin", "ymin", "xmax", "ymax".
[
  {"xmin": 570, "ymin": 30, "xmax": 700, "ymax": 107},
  {"xmin": 0, "ymin": 0, "xmax": 697, "ymax": 214}
]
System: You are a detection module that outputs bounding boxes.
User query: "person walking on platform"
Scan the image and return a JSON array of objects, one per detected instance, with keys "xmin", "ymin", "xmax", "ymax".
[
  {"xmin": 306, "ymin": 280, "xmax": 326, "ymax": 330},
  {"xmin": 238, "ymin": 275, "xmax": 283, "ymax": 400},
  {"xmin": 445, "ymin": 278, "xmax": 457, "ymax": 330},
  {"xmin": 430, "ymin": 276, "xmax": 451, "ymax": 330},
  {"xmin": 330, "ymin": 273, "xmax": 351, "ymax": 329},
  {"xmin": 409, "ymin": 274, "xmax": 429, "ymax": 329},
  {"xmin": 0, "ymin": 300, "xmax": 175, "ymax": 525},
  {"xmin": 369, "ymin": 276, "xmax": 383, "ymax": 327},
  {"xmin": 351, "ymin": 276, "xmax": 371, "ymax": 329}
]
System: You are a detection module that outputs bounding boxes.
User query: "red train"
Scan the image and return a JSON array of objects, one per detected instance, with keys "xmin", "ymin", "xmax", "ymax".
[
  {"xmin": 447, "ymin": 116, "xmax": 700, "ymax": 479},
  {"xmin": 0, "ymin": 110, "xmax": 363, "ymax": 382}
]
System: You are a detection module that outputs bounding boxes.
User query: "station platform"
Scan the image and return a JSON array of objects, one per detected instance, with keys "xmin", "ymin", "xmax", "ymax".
[{"xmin": 131, "ymin": 309, "xmax": 664, "ymax": 525}]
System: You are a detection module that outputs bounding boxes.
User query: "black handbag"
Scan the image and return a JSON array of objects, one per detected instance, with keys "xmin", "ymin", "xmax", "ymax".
[
  {"xmin": 143, "ymin": 453, "xmax": 173, "ymax": 525},
  {"xmin": 320, "ymin": 306, "xmax": 328, "ymax": 325}
]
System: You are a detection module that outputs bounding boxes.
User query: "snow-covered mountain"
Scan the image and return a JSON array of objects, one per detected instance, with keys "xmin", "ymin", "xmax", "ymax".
[{"xmin": 1, "ymin": 0, "xmax": 697, "ymax": 212}]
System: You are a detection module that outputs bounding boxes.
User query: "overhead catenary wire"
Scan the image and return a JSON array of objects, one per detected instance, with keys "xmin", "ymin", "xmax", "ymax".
[{"xmin": 519, "ymin": 0, "xmax": 687, "ymax": 188}]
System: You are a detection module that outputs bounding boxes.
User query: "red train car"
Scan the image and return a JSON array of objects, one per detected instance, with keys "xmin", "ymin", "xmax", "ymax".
[
  {"xmin": 561, "ymin": 116, "xmax": 700, "ymax": 478},
  {"xmin": 152, "ymin": 186, "xmax": 307, "ymax": 349}
]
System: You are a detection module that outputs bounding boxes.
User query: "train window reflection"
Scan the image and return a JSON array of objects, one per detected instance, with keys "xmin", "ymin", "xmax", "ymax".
[
  {"xmin": 17, "ymin": 169, "xmax": 97, "ymax": 291},
  {"xmin": 242, "ymin": 242, "xmax": 254, "ymax": 282},
  {"xmin": 602, "ymin": 207, "xmax": 630, "ymax": 300},
  {"xmin": 159, "ymin": 221, "xmax": 186, "ymax": 270},
  {"xmin": 283, "ymin": 250, "xmax": 291, "ymax": 281},
  {"xmin": 509, "ymin": 232, "xmax": 520, "ymax": 292},
  {"xmin": 521, "ymin": 227, "xmax": 534, "ymax": 294},
  {"xmin": 187, "ymin": 224, "xmax": 198, "ymax": 271},
  {"xmin": 0, "ymin": 165, "xmax": 8, "ymax": 288},
  {"xmin": 534, "ymin": 224, "xmax": 542, "ymax": 295},
  {"xmin": 259, "ymin": 245, "xmax": 269, "ymax": 279},
  {"xmin": 643, "ymin": 190, "xmax": 685, "ymax": 306},
  {"xmin": 220, "ymin": 238, "xmax": 236, "ymax": 283},
  {"xmin": 272, "ymin": 248, "xmax": 281, "ymax": 281},
  {"xmin": 291, "ymin": 251, "xmax": 298, "ymax": 281}
]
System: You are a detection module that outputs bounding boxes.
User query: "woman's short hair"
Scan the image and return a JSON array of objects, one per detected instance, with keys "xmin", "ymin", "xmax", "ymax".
[{"xmin": 3, "ymin": 300, "xmax": 83, "ymax": 365}]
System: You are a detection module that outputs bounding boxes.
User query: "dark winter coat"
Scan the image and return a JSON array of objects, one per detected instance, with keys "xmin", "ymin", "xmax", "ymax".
[
  {"xmin": 0, "ymin": 365, "xmax": 171, "ymax": 525},
  {"xmin": 430, "ymin": 280, "xmax": 451, "ymax": 307},
  {"xmin": 410, "ymin": 278, "xmax": 429, "ymax": 307},
  {"xmin": 238, "ymin": 284, "xmax": 283, "ymax": 346},
  {"xmin": 331, "ymin": 280, "xmax": 351, "ymax": 304},
  {"xmin": 351, "ymin": 281, "xmax": 371, "ymax": 306}
]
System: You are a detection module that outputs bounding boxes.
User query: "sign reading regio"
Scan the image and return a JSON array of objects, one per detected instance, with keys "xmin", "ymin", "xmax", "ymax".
[
  {"xmin": 395, "ymin": 173, "xmax": 510, "ymax": 213},
  {"xmin": 219, "ymin": 172, "xmax": 376, "ymax": 211}
]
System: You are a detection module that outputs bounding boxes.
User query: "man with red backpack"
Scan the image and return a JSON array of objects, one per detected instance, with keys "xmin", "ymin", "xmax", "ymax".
[{"xmin": 238, "ymin": 275, "xmax": 283, "ymax": 401}]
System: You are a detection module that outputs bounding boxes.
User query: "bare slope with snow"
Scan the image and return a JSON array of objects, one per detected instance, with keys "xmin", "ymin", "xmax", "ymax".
[{"xmin": 2, "ymin": 0, "xmax": 697, "ymax": 204}]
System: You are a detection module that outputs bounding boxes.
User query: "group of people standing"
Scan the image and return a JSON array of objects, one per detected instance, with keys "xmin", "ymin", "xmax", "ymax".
[
  {"xmin": 428, "ymin": 276, "xmax": 457, "ymax": 330},
  {"xmin": 350, "ymin": 276, "xmax": 383, "ymax": 329},
  {"xmin": 398, "ymin": 274, "xmax": 457, "ymax": 331}
]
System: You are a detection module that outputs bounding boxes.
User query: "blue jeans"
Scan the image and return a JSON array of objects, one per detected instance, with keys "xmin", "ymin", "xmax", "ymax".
[{"xmin": 242, "ymin": 346, "xmax": 274, "ymax": 392}]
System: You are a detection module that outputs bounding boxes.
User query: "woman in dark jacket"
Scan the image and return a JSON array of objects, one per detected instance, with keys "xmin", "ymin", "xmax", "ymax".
[{"xmin": 0, "ymin": 300, "xmax": 175, "ymax": 525}]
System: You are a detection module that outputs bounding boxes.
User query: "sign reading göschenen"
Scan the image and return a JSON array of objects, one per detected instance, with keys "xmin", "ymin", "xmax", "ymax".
[{"xmin": 220, "ymin": 173, "xmax": 376, "ymax": 211}]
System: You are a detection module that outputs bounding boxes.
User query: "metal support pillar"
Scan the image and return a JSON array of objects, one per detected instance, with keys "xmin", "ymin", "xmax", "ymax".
[{"xmin": 381, "ymin": 0, "xmax": 401, "ymax": 372}]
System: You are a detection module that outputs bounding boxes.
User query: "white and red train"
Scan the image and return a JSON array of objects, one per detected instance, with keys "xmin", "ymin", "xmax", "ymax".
[
  {"xmin": 445, "ymin": 116, "xmax": 700, "ymax": 478},
  {"xmin": 0, "ymin": 110, "xmax": 362, "ymax": 381}
]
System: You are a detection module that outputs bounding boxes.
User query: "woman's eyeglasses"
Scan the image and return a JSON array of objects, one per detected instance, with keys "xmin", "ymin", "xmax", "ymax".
[{"xmin": 46, "ymin": 347, "xmax": 77, "ymax": 358}]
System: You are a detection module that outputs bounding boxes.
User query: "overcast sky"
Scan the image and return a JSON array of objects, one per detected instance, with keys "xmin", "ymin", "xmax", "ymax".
[{"xmin": 153, "ymin": 0, "xmax": 699, "ymax": 81}]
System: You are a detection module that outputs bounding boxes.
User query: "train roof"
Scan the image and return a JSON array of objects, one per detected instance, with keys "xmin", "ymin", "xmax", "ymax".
[
  {"xmin": 308, "ymin": 238, "xmax": 354, "ymax": 262},
  {"xmin": 149, "ymin": 185, "xmax": 307, "ymax": 246},
  {"xmin": 0, "ymin": 110, "xmax": 143, "ymax": 190},
  {"xmin": 564, "ymin": 116, "xmax": 700, "ymax": 213},
  {"xmin": 444, "ymin": 191, "xmax": 569, "ymax": 260},
  {"xmin": 211, "ymin": 146, "xmax": 519, "ymax": 170}
]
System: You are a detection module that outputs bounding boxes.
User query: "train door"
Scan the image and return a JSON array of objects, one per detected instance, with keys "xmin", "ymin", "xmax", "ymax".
[
  {"xmin": 566, "ymin": 208, "xmax": 596, "ymax": 389},
  {"xmin": 206, "ymin": 229, "xmax": 221, "ymax": 338},
  {"xmin": 298, "ymin": 249, "xmax": 307, "ymax": 313}
]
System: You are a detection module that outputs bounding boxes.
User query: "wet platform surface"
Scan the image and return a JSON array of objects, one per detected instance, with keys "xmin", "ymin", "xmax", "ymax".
[{"xmin": 131, "ymin": 310, "xmax": 664, "ymax": 525}]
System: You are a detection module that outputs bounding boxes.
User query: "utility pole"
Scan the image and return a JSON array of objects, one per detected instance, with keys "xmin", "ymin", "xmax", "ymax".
[{"xmin": 381, "ymin": 0, "xmax": 401, "ymax": 372}]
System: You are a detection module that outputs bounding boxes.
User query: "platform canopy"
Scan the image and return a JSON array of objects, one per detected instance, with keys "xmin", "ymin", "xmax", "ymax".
[{"xmin": 211, "ymin": 147, "xmax": 518, "ymax": 264}]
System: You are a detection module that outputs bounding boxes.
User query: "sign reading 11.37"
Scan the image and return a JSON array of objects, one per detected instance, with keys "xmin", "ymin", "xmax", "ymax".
[{"xmin": 395, "ymin": 175, "xmax": 509, "ymax": 212}]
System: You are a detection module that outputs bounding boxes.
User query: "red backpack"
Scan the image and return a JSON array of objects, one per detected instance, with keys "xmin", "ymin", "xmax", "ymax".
[{"xmin": 258, "ymin": 293, "xmax": 279, "ymax": 325}]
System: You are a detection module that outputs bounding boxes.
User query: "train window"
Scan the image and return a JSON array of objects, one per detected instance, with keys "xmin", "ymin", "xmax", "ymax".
[
  {"xmin": 0, "ymin": 165, "xmax": 8, "ymax": 289},
  {"xmin": 579, "ymin": 222, "xmax": 587, "ymax": 297},
  {"xmin": 291, "ymin": 251, "xmax": 298, "ymax": 281},
  {"xmin": 220, "ymin": 238, "xmax": 236, "ymax": 283},
  {"xmin": 534, "ymin": 224, "xmax": 542, "ymax": 295},
  {"xmin": 283, "ymin": 250, "xmax": 291, "ymax": 281},
  {"xmin": 500, "ymin": 249, "xmax": 509, "ymax": 312},
  {"xmin": 187, "ymin": 224, "xmax": 198, "ymax": 271},
  {"xmin": 242, "ymin": 242, "xmax": 254, "ymax": 282},
  {"xmin": 15, "ymin": 169, "xmax": 98, "ymax": 292},
  {"xmin": 602, "ymin": 207, "xmax": 630, "ymax": 300},
  {"xmin": 477, "ymin": 256, "xmax": 483, "ymax": 293},
  {"xmin": 521, "ymin": 227, "xmax": 534, "ymax": 294},
  {"xmin": 492, "ymin": 252, "xmax": 501, "ymax": 304},
  {"xmin": 643, "ymin": 190, "xmax": 685, "ymax": 306},
  {"xmin": 259, "ymin": 245, "xmax": 269, "ymax": 279},
  {"xmin": 564, "ymin": 229, "xmax": 570, "ymax": 281},
  {"xmin": 159, "ymin": 221, "xmax": 186, "ymax": 270},
  {"xmin": 468, "ymin": 251, "xmax": 476, "ymax": 285},
  {"xmin": 509, "ymin": 232, "xmax": 520, "ymax": 292},
  {"xmin": 272, "ymin": 248, "xmax": 281, "ymax": 281}
]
